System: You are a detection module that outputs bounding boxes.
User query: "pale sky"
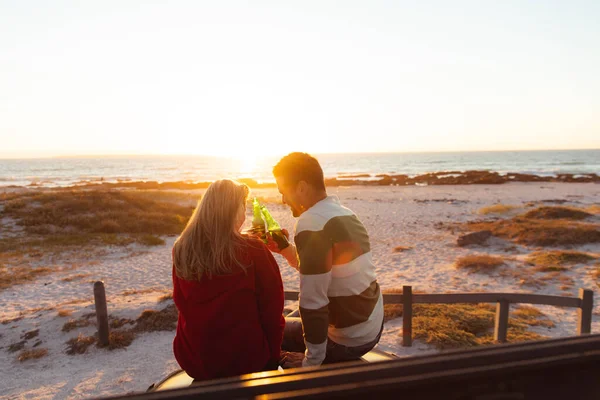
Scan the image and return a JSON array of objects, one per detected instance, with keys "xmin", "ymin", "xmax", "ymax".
[{"xmin": 1, "ymin": 1, "xmax": 599, "ymax": 158}]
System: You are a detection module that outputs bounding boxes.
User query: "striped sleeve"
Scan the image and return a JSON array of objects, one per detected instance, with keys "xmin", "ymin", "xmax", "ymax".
[{"xmin": 295, "ymin": 227, "xmax": 332, "ymax": 367}]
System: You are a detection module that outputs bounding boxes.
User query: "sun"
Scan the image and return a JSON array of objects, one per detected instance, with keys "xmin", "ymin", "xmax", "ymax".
[{"xmin": 238, "ymin": 154, "xmax": 258, "ymax": 175}]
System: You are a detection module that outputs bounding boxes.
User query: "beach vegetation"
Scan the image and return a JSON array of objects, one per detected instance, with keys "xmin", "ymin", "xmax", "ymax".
[
  {"xmin": 21, "ymin": 329, "xmax": 39, "ymax": 340},
  {"xmin": 133, "ymin": 304, "xmax": 178, "ymax": 333},
  {"xmin": 102, "ymin": 330, "xmax": 136, "ymax": 350},
  {"xmin": 0, "ymin": 264, "xmax": 55, "ymax": 291},
  {"xmin": 66, "ymin": 334, "xmax": 96, "ymax": 355},
  {"xmin": 478, "ymin": 204, "xmax": 519, "ymax": 215},
  {"xmin": 57, "ymin": 309, "xmax": 73, "ymax": 317},
  {"xmin": 410, "ymin": 303, "xmax": 550, "ymax": 349},
  {"xmin": 393, "ymin": 246, "xmax": 413, "ymax": 253},
  {"xmin": 467, "ymin": 218, "xmax": 599, "ymax": 247},
  {"xmin": 158, "ymin": 293, "xmax": 173, "ymax": 302},
  {"xmin": 137, "ymin": 234, "xmax": 165, "ymax": 246},
  {"xmin": 17, "ymin": 348, "xmax": 48, "ymax": 362},
  {"xmin": 520, "ymin": 206, "xmax": 593, "ymax": 220},
  {"xmin": 8, "ymin": 340, "xmax": 27, "ymax": 353},
  {"xmin": 526, "ymin": 251, "xmax": 596, "ymax": 272},
  {"xmin": 455, "ymin": 255, "xmax": 505, "ymax": 273},
  {"xmin": 109, "ymin": 317, "xmax": 135, "ymax": 329},
  {"xmin": 121, "ymin": 287, "xmax": 164, "ymax": 296},
  {"xmin": 61, "ymin": 273, "xmax": 91, "ymax": 282},
  {"xmin": 381, "ymin": 288, "xmax": 550, "ymax": 349},
  {"xmin": 62, "ymin": 317, "xmax": 94, "ymax": 333},
  {"xmin": 0, "ymin": 190, "xmax": 194, "ymax": 252}
]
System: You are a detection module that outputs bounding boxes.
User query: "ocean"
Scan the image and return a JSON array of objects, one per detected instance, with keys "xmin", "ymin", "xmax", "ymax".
[{"xmin": 0, "ymin": 150, "xmax": 598, "ymax": 188}]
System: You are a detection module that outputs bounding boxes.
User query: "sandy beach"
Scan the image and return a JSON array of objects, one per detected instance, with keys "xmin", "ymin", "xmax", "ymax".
[{"xmin": 1, "ymin": 182, "xmax": 599, "ymax": 399}]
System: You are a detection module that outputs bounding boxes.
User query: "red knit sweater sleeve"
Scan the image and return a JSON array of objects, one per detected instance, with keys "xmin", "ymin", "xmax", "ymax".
[{"xmin": 253, "ymin": 241, "xmax": 285, "ymax": 363}]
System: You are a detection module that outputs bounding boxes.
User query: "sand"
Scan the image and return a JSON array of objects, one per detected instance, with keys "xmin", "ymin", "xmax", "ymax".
[{"xmin": 1, "ymin": 182, "xmax": 599, "ymax": 399}]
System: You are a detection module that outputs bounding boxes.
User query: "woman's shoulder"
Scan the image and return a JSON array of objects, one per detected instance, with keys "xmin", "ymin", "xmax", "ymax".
[{"xmin": 240, "ymin": 235, "xmax": 269, "ymax": 253}]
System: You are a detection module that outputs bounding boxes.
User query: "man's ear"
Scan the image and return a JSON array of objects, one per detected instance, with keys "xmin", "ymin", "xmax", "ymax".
[{"xmin": 296, "ymin": 180, "xmax": 309, "ymax": 196}]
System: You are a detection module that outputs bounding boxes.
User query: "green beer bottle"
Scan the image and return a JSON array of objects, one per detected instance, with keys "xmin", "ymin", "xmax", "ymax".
[
  {"xmin": 260, "ymin": 205, "xmax": 290, "ymax": 250},
  {"xmin": 252, "ymin": 198, "xmax": 267, "ymax": 243}
]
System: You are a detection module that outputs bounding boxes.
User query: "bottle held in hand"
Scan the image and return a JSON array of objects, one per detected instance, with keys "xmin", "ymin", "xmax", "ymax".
[
  {"xmin": 252, "ymin": 198, "xmax": 267, "ymax": 243},
  {"xmin": 260, "ymin": 205, "xmax": 290, "ymax": 251}
]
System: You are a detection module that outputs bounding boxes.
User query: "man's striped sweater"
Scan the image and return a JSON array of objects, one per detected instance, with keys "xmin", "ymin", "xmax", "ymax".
[{"xmin": 294, "ymin": 195, "xmax": 383, "ymax": 366}]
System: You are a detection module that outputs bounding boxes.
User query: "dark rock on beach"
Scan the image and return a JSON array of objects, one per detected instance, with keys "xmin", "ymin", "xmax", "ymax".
[{"xmin": 457, "ymin": 230, "xmax": 493, "ymax": 247}]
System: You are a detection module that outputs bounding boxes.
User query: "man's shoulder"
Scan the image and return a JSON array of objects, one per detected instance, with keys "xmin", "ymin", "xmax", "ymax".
[{"xmin": 297, "ymin": 197, "xmax": 354, "ymax": 234}]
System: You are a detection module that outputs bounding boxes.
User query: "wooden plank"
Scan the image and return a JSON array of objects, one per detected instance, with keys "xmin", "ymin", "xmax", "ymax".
[
  {"xmin": 494, "ymin": 300, "xmax": 509, "ymax": 343},
  {"xmin": 285, "ymin": 291, "xmax": 299, "ymax": 301},
  {"xmin": 285, "ymin": 291, "xmax": 581, "ymax": 308},
  {"xmin": 411, "ymin": 293, "xmax": 580, "ymax": 308},
  {"xmin": 402, "ymin": 286, "xmax": 413, "ymax": 347},
  {"xmin": 93, "ymin": 281, "xmax": 109, "ymax": 347},
  {"xmin": 577, "ymin": 288, "xmax": 594, "ymax": 335}
]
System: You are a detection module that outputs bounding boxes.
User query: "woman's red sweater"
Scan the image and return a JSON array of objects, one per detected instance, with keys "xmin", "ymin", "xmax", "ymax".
[{"xmin": 172, "ymin": 238, "xmax": 285, "ymax": 380}]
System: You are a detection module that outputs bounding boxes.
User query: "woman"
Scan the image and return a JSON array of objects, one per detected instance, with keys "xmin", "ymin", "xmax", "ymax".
[{"xmin": 172, "ymin": 179, "xmax": 285, "ymax": 380}]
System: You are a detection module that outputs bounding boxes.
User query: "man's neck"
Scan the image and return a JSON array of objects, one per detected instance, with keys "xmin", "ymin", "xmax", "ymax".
[{"xmin": 304, "ymin": 192, "xmax": 328, "ymax": 211}]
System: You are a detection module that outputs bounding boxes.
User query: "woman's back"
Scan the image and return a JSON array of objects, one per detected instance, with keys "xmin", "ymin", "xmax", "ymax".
[{"xmin": 172, "ymin": 237, "xmax": 284, "ymax": 380}]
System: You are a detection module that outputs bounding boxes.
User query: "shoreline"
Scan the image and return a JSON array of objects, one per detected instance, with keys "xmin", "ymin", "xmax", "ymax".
[{"xmin": 5, "ymin": 170, "xmax": 599, "ymax": 190}]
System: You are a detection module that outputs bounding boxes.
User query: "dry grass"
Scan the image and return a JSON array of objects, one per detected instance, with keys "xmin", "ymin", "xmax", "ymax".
[
  {"xmin": 133, "ymin": 304, "xmax": 178, "ymax": 333},
  {"xmin": 526, "ymin": 251, "xmax": 597, "ymax": 272},
  {"xmin": 383, "ymin": 304, "xmax": 403, "ymax": 322},
  {"xmin": 103, "ymin": 330, "xmax": 136, "ymax": 350},
  {"xmin": 467, "ymin": 218, "xmax": 600, "ymax": 247},
  {"xmin": 109, "ymin": 317, "xmax": 135, "ymax": 329},
  {"xmin": 1, "ymin": 315, "xmax": 24, "ymax": 325},
  {"xmin": 62, "ymin": 317, "xmax": 94, "ymax": 332},
  {"xmin": 8, "ymin": 340, "xmax": 26, "ymax": 353},
  {"xmin": 122, "ymin": 287, "xmax": 163, "ymax": 296},
  {"xmin": 455, "ymin": 255, "xmax": 505, "ymax": 273},
  {"xmin": 521, "ymin": 206, "xmax": 593, "ymax": 220},
  {"xmin": 0, "ymin": 190, "xmax": 193, "ymax": 255},
  {"xmin": 137, "ymin": 234, "xmax": 165, "ymax": 246},
  {"xmin": 158, "ymin": 293, "xmax": 173, "ymax": 302},
  {"xmin": 61, "ymin": 273, "xmax": 91, "ymax": 282},
  {"xmin": 66, "ymin": 334, "xmax": 97, "ymax": 355},
  {"xmin": 409, "ymin": 303, "xmax": 549, "ymax": 349},
  {"xmin": 0, "ymin": 265, "xmax": 55, "ymax": 291},
  {"xmin": 511, "ymin": 306, "xmax": 555, "ymax": 328},
  {"xmin": 21, "ymin": 329, "xmax": 39, "ymax": 340},
  {"xmin": 478, "ymin": 204, "xmax": 519, "ymax": 215},
  {"xmin": 2, "ymin": 190, "xmax": 193, "ymax": 234},
  {"xmin": 17, "ymin": 348, "xmax": 48, "ymax": 362},
  {"xmin": 57, "ymin": 309, "xmax": 73, "ymax": 317},
  {"xmin": 393, "ymin": 246, "xmax": 413, "ymax": 253},
  {"xmin": 586, "ymin": 205, "xmax": 600, "ymax": 214},
  {"xmin": 465, "ymin": 205, "xmax": 600, "ymax": 247}
]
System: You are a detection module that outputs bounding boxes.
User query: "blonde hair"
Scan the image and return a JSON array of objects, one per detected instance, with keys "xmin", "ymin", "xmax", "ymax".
[{"xmin": 173, "ymin": 179, "xmax": 250, "ymax": 280}]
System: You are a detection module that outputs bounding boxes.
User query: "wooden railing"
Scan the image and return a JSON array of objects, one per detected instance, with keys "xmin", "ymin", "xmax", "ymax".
[{"xmin": 284, "ymin": 286, "xmax": 594, "ymax": 346}]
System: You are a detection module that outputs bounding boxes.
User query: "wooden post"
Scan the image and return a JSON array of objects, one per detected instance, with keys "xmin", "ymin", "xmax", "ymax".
[
  {"xmin": 94, "ymin": 281, "xmax": 109, "ymax": 347},
  {"xmin": 402, "ymin": 285, "xmax": 413, "ymax": 347},
  {"xmin": 494, "ymin": 299, "xmax": 509, "ymax": 343},
  {"xmin": 577, "ymin": 288, "xmax": 593, "ymax": 335}
]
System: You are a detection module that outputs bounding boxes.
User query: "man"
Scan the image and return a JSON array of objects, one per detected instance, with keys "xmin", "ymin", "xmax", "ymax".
[{"xmin": 268, "ymin": 152, "xmax": 384, "ymax": 368}]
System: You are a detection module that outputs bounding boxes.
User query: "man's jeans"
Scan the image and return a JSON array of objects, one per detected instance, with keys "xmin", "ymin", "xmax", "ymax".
[{"xmin": 282, "ymin": 317, "xmax": 384, "ymax": 364}]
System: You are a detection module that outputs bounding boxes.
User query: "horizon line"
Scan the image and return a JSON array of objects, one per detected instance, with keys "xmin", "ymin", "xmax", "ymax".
[{"xmin": 1, "ymin": 147, "xmax": 599, "ymax": 160}]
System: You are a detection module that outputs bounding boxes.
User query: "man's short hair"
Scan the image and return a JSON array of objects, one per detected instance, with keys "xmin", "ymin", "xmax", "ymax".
[{"xmin": 273, "ymin": 152, "xmax": 326, "ymax": 191}]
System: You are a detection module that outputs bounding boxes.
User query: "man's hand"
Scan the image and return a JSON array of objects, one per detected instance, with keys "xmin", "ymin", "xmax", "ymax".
[
  {"xmin": 265, "ymin": 229, "xmax": 290, "ymax": 253},
  {"xmin": 279, "ymin": 351, "xmax": 305, "ymax": 369}
]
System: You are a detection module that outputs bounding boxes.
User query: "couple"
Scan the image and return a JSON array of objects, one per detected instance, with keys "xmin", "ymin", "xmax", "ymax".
[{"xmin": 171, "ymin": 152, "xmax": 384, "ymax": 381}]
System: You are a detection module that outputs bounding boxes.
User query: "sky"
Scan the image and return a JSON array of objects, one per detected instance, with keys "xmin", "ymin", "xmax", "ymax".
[{"xmin": 1, "ymin": 0, "xmax": 599, "ymax": 159}]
